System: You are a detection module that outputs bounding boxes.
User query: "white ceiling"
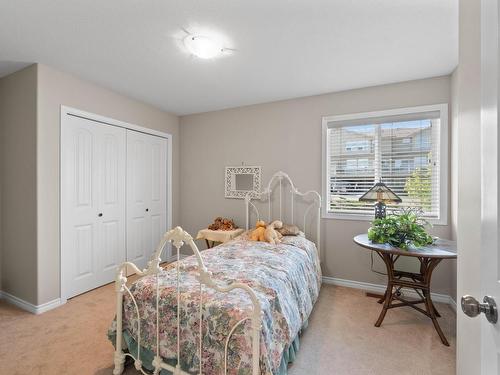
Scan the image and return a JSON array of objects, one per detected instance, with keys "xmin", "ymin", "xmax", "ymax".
[{"xmin": 0, "ymin": 0, "xmax": 458, "ymax": 115}]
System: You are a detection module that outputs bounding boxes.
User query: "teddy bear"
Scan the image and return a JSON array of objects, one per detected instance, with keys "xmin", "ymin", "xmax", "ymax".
[
  {"xmin": 250, "ymin": 220, "xmax": 283, "ymax": 244},
  {"xmin": 208, "ymin": 217, "xmax": 238, "ymax": 231},
  {"xmin": 250, "ymin": 220, "xmax": 266, "ymax": 241},
  {"xmin": 208, "ymin": 217, "xmax": 223, "ymax": 230},
  {"xmin": 220, "ymin": 218, "xmax": 236, "ymax": 230},
  {"xmin": 264, "ymin": 220, "xmax": 283, "ymax": 244}
]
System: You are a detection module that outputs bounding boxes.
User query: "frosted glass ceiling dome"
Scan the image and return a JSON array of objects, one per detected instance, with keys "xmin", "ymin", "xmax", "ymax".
[{"xmin": 183, "ymin": 35, "xmax": 225, "ymax": 59}]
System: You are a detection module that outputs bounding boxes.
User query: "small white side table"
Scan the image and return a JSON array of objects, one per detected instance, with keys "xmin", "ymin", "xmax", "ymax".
[{"xmin": 196, "ymin": 228, "xmax": 245, "ymax": 248}]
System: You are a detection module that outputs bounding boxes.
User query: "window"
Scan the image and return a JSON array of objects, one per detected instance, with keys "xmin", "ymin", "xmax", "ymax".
[{"xmin": 322, "ymin": 104, "xmax": 448, "ymax": 224}]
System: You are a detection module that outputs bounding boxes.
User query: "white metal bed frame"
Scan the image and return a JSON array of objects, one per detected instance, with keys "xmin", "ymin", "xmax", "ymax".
[
  {"xmin": 245, "ymin": 171, "xmax": 322, "ymax": 258},
  {"xmin": 113, "ymin": 171, "xmax": 321, "ymax": 375}
]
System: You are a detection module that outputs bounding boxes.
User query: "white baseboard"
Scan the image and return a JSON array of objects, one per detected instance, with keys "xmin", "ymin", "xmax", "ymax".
[
  {"xmin": 0, "ymin": 290, "xmax": 61, "ymax": 314},
  {"xmin": 322, "ymin": 276, "xmax": 456, "ymax": 312}
]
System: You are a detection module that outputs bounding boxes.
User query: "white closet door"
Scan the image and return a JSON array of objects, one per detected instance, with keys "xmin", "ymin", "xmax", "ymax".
[
  {"xmin": 148, "ymin": 135, "xmax": 168, "ymax": 260},
  {"xmin": 126, "ymin": 131, "xmax": 167, "ymax": 270},
  {"xmin": 61, "ymin": 115, "xmax": 126, "ymax": 299},
  {"xmin": 98, "ymin": 125, "xmax": 127, "ymax": 284}
]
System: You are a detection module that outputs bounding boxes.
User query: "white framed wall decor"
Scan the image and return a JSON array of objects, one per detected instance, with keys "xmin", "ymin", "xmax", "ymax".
[{"xmin": 225, "ymin": 166, "xmax": 262, "ymax": 199}]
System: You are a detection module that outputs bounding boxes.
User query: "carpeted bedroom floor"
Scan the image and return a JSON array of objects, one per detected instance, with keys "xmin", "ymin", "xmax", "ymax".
[{"xmin": 0, "ymin": 283, "xmax": 456, "ymax": 375}]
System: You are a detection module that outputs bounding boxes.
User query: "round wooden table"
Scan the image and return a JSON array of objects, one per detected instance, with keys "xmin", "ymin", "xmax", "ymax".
[{"xmin": 353, "ymin": 233, "xmax": 457, "ymax": 346}]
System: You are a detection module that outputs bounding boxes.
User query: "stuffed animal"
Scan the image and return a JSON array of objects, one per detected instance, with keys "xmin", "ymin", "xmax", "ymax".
[
  {"xmin": 264, "ymin": 220, "xmax": 283, "ymax": 244},
  {"xmin": 220, "ymin": 218, "xmax": 237, "ymax": 230},
  {"xmin": 250, "ymin": 220, "xmax": 267, "ymax": 241},
  {"xmin": 208, "ymin": 217, "xmax": 238, "ymax": 231},
  {"xmin": 208, "ymin": 217, "xmax": 223, "ymax": 230}
]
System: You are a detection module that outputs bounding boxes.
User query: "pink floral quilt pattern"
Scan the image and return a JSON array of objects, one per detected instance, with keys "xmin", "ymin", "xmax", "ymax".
[{"xmin": 115, "ymin": 234, "xmax": 321, "ymax": 374}]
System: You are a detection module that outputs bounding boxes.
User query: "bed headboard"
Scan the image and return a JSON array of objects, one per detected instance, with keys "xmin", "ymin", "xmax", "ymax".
[{"xmin": 244, "ymin": 171, "xmax": 321, "ymax": 257}]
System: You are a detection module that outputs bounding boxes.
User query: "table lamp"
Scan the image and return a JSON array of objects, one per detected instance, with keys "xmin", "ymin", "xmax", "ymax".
[{"xmin": 359, "ymin": 181, "xmax": 402, "ymax": 219}]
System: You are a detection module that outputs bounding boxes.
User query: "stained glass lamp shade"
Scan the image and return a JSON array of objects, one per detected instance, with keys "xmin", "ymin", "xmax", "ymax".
[{"xmin": 359, "ymin": 182, "xmax": 402, "ymax": 219}]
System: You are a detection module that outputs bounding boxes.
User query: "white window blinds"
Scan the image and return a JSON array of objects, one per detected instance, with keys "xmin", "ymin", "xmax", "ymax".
[{"xmin": 325, "ymin": 110, "xmax": 443, "ymax": 219}]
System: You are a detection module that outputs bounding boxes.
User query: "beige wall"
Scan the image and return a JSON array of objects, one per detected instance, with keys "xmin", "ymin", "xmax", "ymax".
[
  {"xmin": 36, "ymin": 64, "xmax": 180, "ymax": 304},
  {"xmin": 455, "ymin": 0, "xmax": 482, "ymax": 372},
  {"xmin": 180, "ymin": 76, "xmax": 455, "ymax": 296},
  {"xmin": 0, "ymin": 65, "xmax": 38, "ymax": 304}
]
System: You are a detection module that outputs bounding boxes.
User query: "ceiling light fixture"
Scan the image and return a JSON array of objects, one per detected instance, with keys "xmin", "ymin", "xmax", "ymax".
[{"xmin": 183, "ymin": 35, "xmax": 225, "ymax": 59}]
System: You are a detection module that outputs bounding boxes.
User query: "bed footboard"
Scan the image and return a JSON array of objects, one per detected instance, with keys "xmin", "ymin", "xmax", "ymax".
[{"xmin": 113, "ymin": 226, "xmax": 262, "ymax": 375}]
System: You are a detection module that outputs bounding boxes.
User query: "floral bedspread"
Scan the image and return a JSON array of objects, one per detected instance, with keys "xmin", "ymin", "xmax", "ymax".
[{"xmin": 111, "ymin": 234, "xmax": 321, "ymax": 374}]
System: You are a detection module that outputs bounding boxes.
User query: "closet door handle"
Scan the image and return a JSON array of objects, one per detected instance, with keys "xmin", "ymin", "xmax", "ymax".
[
  {"xmin": 145, "ymin": 208, "xmax": 149, "ymax": 212},
  {"xmin": 98, "ymin": 213, "xmax": 103, "ymax": 217}
]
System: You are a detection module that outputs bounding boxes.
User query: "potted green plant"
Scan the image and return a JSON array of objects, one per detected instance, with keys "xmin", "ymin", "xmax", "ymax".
[{"xmin": 367, "ymin": 208, "xmax": 434, "ymax": 249}]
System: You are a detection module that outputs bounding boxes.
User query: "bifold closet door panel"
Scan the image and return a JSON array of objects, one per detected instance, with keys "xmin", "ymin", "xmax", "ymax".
[
  {"xmin": 126, "ymin": 131, "xmax": 151, "ymax": 269},
  {"xmin": 61, "ymin": 116, "xmax": 126, "ymax": 299},
  {"xmin": 98, "ymin": 124, "xmax": 127, "ymax": 286},
  {"xmin": 126, "ymin": 131, "xmax": 167, "ymax": 270},
  {"xmin": 148, "ymin": 135, "xmax": 168, "ymax": 259}
]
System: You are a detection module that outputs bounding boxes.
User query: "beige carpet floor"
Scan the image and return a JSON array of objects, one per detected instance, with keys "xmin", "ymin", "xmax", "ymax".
[{"xmin": 0, "ymin": 284, "xmax": 455, "ymax": 375}]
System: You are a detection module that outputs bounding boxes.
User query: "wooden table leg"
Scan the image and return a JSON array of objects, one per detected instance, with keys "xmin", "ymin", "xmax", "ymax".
[
  {"xmin": 423, "ymin": 258, "xmax": 449, "ymax": 346},
  {"xmin": 377, "ymin": 291, "xmax": 386, "ymax": 304},
  {"xmin": 375, "ymin": 252, "xmax": 394, "ymax": 327},
  {"xmin": 422, "ymin": 289, "xmax": 441, "ymax": 317},
  {"xmin": 204, "ymin": 239, "xmax": 220, "ymax": 249},
  {"xmin": 419, "ymin": 258, "xmax": 441, "ymax": 318},
  {"xmin": 432, "ymin": 301, "xmax": 442, "ymax": 318},
  {"xmin": 375, "ymin": 282, "xmax": 393, "ymax": 327}
]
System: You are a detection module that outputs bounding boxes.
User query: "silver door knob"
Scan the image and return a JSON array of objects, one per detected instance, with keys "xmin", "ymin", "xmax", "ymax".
[{"xmin": 461, "ymin": 295, "xmax": 498, "ymax": 324}]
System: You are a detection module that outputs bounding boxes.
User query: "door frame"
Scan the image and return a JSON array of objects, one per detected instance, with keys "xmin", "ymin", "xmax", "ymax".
[{"xmin": 59, "ymin": 105, "xmax": 173, "ymax": 302}]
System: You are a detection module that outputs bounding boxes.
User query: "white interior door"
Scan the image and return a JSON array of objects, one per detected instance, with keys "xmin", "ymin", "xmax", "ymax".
[
  {"xmin": 61, "ymin": 115, "xmax": 126, "ymax": 299},
  {"xmin": 458, "ymin": 1, "xmax": 500, "ymax": 372},
  {"xmin": 126, "ymin": 130, "xmax": 168, "ymax": 270},
  {"xmin": 479, "ymin": 0, "xmax": 500, "ymax": 371}
]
